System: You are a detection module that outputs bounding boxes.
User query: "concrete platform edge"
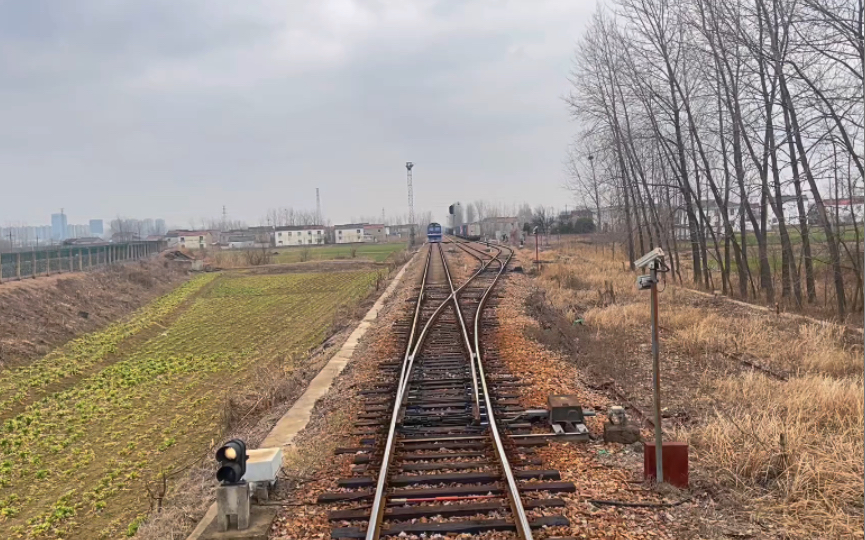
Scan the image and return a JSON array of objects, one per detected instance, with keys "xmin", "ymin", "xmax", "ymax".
[{"xmin": 186, "ymin": 253, "xmax": 414, "ymax": 540}]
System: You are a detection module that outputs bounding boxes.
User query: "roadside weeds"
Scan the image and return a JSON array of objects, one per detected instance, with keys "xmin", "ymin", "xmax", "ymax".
[{"xmin": 526, "ymin": 242, "xmax": 864, "ymax": 539}]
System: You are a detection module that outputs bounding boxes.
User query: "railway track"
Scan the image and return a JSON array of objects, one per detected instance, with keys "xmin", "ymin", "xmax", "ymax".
[{"xmin": 317, "ymin": 239, "xmax": 574, "ymax": 539}]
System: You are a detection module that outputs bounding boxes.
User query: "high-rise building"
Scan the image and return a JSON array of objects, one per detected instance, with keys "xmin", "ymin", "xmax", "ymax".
[
  {"xmin": 89, "ymin": 219, "xmax": 104, "ymax": 237},
  {"xmin": 69, "ymin": 224, "xmax": 89, "ymax": 239},
  {"xmin": 154, "ymin": 219, "xmax": 166, "ymax": 234},
  {"xmin": 51, "ymin": 213, "xmax": 68, "ymax": 241}
]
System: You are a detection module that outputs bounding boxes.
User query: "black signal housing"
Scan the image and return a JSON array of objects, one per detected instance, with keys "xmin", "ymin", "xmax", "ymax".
[{"xmin": 215, "ymin": 439, "xmax": 248, "ymax": 484}]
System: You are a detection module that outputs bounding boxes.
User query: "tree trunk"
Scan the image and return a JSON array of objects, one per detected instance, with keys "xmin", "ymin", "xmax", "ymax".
[
  {"xmin": 779, "ymin": 72, "xmax": 846, "ymax": 317},
  {"xmin": 782, "ymin": 104, "xmax": 817, "ymax": 303}
]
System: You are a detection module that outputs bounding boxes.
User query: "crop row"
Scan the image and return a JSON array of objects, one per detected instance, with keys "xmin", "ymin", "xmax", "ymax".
[
  {"xmin": 0, "ymin": 274, "xmax": 218, "ymax": 417},
  {"xmin": 0, "ymin": 269, "xmax": 381, "ymax": 539}
]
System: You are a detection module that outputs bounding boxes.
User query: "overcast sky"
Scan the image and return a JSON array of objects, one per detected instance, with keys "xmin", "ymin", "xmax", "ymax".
[{"xmin": 1, "ymin": 0, "xmax": 596, "ymax": 227}]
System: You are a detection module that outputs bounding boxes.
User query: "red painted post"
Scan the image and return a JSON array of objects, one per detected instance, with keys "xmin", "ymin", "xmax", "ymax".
[{"xmin": 644, "ymin": 442, "xmax": 688, "ymax": 488}]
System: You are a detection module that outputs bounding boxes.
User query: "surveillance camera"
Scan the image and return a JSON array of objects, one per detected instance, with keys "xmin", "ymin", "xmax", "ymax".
[{"xmin": 633, "ymin": 247, "xmax": 665, "ymax": 269}]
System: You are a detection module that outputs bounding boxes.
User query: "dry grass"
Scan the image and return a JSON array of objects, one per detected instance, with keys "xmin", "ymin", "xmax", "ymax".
[
  {"xmin": 665, "ymin": 314, "xmax": 861, "ymax": 377},
  {"xmin": 210, "ymin": 248, "xmax": 274, "ymax": 269},
  {"xmin": 682, "ymin": 373, "xmax": 864, "ymax": 537},
  {"xmin": 583, "ymin": 303, "xmax": 648, "ymax": 331},
  {"xmin": 530, "ymin": 238, "xmax": 864, "ymax": 538},
  {"xmin": 796, "ymin": 324, "xmax": 862, "ymax": 377},
  {"xmin": 665, "ymin": 312, "xmax": 730, "ymax": 355},
  {"xmin": 543, "ymin": 244, "xmax": 861, "ymax": 377}
]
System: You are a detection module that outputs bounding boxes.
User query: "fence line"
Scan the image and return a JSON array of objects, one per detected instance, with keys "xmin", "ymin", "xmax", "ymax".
[{"xmin": 0, "ymin": 241, "xmax": 163, "ymax": 284}]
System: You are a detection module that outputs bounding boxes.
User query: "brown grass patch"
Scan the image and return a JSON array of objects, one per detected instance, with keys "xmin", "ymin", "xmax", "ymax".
[
  {"xmin": 526, "ymin": 238, "xmax": 864, "ymax": 538},
  {"xmin": 682, "ymin": 373, "xmax": 864, "ymax": 537}
]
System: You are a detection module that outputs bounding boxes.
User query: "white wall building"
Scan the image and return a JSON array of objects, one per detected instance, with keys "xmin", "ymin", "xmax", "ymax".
[
  {"xmin": 819, "ymin": 197, "xmax": 865, "ymax": 225},
  {"xmin": 165, "ymin": 231, "xmax": 214, "ymax": 250},
  {"xmin": 273, "ymin": 226, "xmax": 325, "ymax": 246},
  {"xmin": 334, "ymin": 224, "xmax": 366, "ymax": 244},
  {"xmin": 768, "ymin": 195, "xmax": 810, "ymax": 228}
]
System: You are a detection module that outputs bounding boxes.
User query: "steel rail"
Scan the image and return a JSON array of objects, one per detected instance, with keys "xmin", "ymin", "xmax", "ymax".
[
  {"xmin": 437, "ymin": 241, "xmax": 481, "ymax": 421},
  {"xmin": 365, "ymin": 242, "xmax": 433, "ymax": 540},
  {"xmin": 448, "ymin": 237, "xmax": 502, "ymax": 265},
  {"xmin": 365, "ymin": 242, "xmax": 500, "ymax": 540},
  {"xmin": 446, "ymin": 236, "xmax": 532, "ymax": 539},
  {"xmin": 469, "ymin": 241, "xmax": 533, "ymax": 540},
  {"xmin": 392, "ymin": 243, "xmax": 432, "ymax": 404}
]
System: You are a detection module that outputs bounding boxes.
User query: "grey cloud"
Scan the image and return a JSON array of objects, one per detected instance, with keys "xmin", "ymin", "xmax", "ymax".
[{"xmin": 1, "ymin": 0, "xmax": 596, "ymax": 226}]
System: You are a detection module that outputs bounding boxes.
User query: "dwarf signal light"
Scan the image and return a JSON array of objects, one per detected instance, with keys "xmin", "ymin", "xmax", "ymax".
[{"xmin": 216, "ymin": 439, "xmax": 248, "ymax": 484}]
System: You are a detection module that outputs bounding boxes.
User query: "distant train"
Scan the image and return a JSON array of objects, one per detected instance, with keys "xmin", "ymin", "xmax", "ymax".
[
  {"xmin": 427, "ymin": 222, "xmax": 442, "ymax": 243},
  {"xmin": 455, "ymin": 223, "xmax": 481, "ymax": 241}
]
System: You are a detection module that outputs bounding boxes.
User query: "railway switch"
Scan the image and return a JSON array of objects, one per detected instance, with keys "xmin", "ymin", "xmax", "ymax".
[
  {"xmin": 547, "ymin": 395, "xmax": 590, "ymax": 441},
  {"xmin": 548, "ymin": 395, "xmax": 585, "ymax": 424}
]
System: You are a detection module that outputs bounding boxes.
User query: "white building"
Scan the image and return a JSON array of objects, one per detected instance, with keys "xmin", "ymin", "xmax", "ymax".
[
  {"xmin": 165, "ymin": 230, "xmax": 215, "ymax": 250},
  {"xmin": 363, "ymin": 224, "xmax": 386, "ymax": 243},
  {"xmin": 768, "ymin": 195, "xmax": 810, "ymax": 228},
  {"xmin": 273, "ymin": 225, "xmax": 325, "ymax": 246},
  {"xmin": 818, "ymin": 197, "xmax": 865, "ymax": 225},
  {"xmin": 334, "ymin": 224, "xmax": 366, "ymax": 244},
  {"xmin": 480, "ymin": 217, "xmax": 520, "ymax": 242}
]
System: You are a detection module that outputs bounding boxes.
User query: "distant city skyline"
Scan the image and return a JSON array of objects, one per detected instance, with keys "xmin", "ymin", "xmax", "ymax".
[{"xmin": 0, "ymin": 213, "xmax": 170, "ymax": 248}]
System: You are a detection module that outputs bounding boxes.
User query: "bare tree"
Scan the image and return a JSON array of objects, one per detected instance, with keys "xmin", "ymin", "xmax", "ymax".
[
  {"xmin": 567, "ymin": 0, "xmax": 863, "ymax": 318},
  {"xmin": 465, "ymin": 203, "xmax": 476, "ymax": 223},
  {"xmin": 473, "ymin": 200, "xmax": 488, "ymax": 222}
]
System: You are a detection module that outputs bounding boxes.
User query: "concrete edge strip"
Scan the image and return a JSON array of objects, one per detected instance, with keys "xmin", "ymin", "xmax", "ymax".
[{"xmin": 185, "ymin": 253, "xmax": 415, "ymax": 540}]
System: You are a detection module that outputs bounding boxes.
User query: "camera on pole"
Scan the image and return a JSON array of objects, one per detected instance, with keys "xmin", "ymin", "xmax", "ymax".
[{"xmin": 633, "ymin": 247, "xmax": 688, "ymax": 488}]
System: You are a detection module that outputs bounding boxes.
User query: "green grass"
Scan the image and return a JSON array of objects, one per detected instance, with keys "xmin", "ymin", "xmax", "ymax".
[
  {"xmin": 734, "ymin": 225, "xmax": 863, "ymax": 246},
  {"xmin": 0, "ymin": 269, "xmax": 383, "ymax": 539},
  {"xmin": 272, "ymin": 243, "xmax": 405, "ymax": 264}
]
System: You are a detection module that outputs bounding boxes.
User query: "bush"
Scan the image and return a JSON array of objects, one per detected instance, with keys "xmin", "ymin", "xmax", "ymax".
[
  {"xmin": 574, "ymin": 217, "xmax": 595, "ymax": 234},
  {"xmin": 243, "ymin": 247, "xmax": 272, "ymax": 266},
  {"xmin": 552, "ymin": 219, "xmax": 595, "ymax": 235}
]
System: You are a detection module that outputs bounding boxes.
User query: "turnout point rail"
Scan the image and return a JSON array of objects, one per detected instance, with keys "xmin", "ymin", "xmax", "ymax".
[{"xmin": 317, "ymin": 239, "xmax": 574, "ymax": 539}]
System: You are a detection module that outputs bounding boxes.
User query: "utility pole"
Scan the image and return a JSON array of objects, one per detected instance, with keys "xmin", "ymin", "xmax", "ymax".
[
  {"xmin": 406, "ymin": 162, "xmax": 415, "ymax": 246},
  {"xmin": 316, "ymin": 188, "xmax": 322, "ymax": 225}
]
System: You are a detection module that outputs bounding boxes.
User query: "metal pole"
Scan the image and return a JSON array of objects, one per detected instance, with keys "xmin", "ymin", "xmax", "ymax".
[
  {"xmin": 535, "ymin": 231, "xmax": 541, "ymax": 264},
  {"xmin": 650, "ymin": 261, "xmax": 663, "ymax": 483}
]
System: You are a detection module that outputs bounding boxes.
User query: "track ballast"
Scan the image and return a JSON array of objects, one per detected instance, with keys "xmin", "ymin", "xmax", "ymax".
[{"xmin": 317, "ymin": 239, "xmax": 575, "ymax": 539}]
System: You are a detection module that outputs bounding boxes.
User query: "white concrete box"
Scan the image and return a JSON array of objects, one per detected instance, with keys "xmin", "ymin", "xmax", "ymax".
[{"xmin": 245, "ymin": 447, "xmax": 282, "ymax": 483}]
